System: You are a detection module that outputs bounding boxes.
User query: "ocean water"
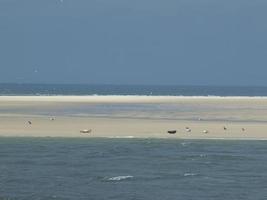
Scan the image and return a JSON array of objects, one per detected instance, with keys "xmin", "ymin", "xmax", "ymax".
[
  {"xmin": 1, "ymin": 83, "xmax": 267, "ymax": 96},
  {"xmin": 0, "ymin": 138, "xmax": 266, "ymax": 200}
]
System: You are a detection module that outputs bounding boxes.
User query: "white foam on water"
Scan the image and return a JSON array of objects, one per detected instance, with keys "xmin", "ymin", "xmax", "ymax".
[
  {"xmin": 183, "ymin": 173, "xmax": 197, "ymax": 177},
  {"xmin": 107, "ymin": 175, "xmax": 134, "ymax": 181},
  {"xmin": 181, "ymin": 142, "xmax": 190, "ymax": 146},
  {"xmin": 124, "ymin": 136, "xmax": 135, "ymax": 138}
]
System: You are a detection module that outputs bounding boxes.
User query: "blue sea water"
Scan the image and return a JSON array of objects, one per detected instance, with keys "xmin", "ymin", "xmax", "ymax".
[
  {"xmin": 0, "ymin": 138, "xmax": 266, "ymax": 200},
  {"xmin": 1, "ymin": 83, "xmax": 267, "ymax": 96}
]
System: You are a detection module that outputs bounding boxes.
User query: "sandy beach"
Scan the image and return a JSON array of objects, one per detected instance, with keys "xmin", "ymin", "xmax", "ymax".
[{"xmin": 1, "ymin": 95, "xmax": 267, "ymax": 139}]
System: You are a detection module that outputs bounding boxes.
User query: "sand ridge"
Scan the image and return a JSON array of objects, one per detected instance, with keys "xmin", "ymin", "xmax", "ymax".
[{"xmin": 0, "ymin": 96, "xmax": 267, "ymax": 139}]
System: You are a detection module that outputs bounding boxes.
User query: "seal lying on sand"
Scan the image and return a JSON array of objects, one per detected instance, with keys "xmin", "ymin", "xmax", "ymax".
[
  {"xmin": 167, "ymin": 130, "xmax": 176, "ymax": 134},
  {"xmin": 80, "ymin": 129, "xmax": 92, "ymax": 133}
]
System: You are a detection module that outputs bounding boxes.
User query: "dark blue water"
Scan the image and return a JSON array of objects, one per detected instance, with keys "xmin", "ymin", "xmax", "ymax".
[
  {"xmin": 1, "ymin": 83, "xmax": 267, "ymax": 96},
  {"xmin": 0, "ymin": 138, "xmax": 266, "ymax": 200}
]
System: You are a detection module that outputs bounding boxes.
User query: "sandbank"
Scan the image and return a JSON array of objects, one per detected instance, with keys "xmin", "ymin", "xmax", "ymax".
[{"xmin": 0, "ymin": 96, "xmax": 267, "ymax": 140}]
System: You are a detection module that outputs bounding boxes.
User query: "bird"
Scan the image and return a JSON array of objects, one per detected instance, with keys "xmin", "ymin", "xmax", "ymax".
[
  {"xmin": 185, "ymin": 127, "xmax": 191, "ymax": 132},
  {"xmin": 203, "ymin": 130, "xmax": 208, "ymax": 134},
  {"xmin": 242, "ymin": 128, "xmax": 245, "ymax": 132},
  {"xmin": 28, "ymin": 121, "xmax": 32, "ymax": 125},
  {"xmin": 223, "ymin": 126, "xmax": 227, "ymax": 130}
]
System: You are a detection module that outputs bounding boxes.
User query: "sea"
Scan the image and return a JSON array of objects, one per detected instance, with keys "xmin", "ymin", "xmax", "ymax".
[
  {"xmin": 1, "ymin": 84, "xmax": 267, "ymax": 199},
  {"xmin": 1, "ymin": 83, "xmax": 267, "ymax": 96},
  {"xmin": 0, "ymin": 138, "xmax": 266, "ymax": 200}
]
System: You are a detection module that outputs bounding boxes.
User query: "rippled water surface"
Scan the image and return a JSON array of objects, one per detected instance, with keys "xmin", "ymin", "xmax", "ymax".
[
  {"xmin": 2, "ymin": 84, "xmax": 267, "ymax": 96},
  {"xmin": 0, "ymin": 138, "xmax": 266, "ymax": 200}
]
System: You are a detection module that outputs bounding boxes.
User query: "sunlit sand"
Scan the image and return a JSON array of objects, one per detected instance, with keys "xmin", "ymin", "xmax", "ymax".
[{"xmin": 1, "ymin": 95, "xmax": 267, "ymax": 140}]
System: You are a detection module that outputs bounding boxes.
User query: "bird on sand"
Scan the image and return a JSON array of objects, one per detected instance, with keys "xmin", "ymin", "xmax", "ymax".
[{"xmin": 185, "ymin": 127, "xmax": 191, "ymax": 132}]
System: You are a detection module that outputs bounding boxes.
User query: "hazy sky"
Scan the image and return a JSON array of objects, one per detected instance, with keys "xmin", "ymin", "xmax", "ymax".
[{"xmin": 0, "ymin": 0, "xmax": 267, "ymax": 85}]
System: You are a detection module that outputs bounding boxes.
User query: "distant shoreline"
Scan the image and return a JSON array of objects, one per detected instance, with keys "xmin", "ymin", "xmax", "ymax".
[{"xmin": 1, "ymin": 95, "xmax": 267, "ymax": 103}]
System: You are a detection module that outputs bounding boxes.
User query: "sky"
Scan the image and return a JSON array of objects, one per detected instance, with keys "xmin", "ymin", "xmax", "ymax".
[{"xmin": 0, "ymin": 0, "xmax": 267, "ymax": 86}]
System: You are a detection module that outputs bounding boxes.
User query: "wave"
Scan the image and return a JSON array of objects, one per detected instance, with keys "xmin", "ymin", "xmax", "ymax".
[
  {"xmin": 106, "ymin": 175, "xmax": 134, "ymax": 181},
  {"xmin": 2, "ymin": 84, "xmax": 267, "ymax": 97},
  {"xmin": 181, "ymin": 142, "xmax": 191, "ymax": 146},
  {"xmin": 183, "ymin": 173, "xmax": 198, "ymax": 177}
]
